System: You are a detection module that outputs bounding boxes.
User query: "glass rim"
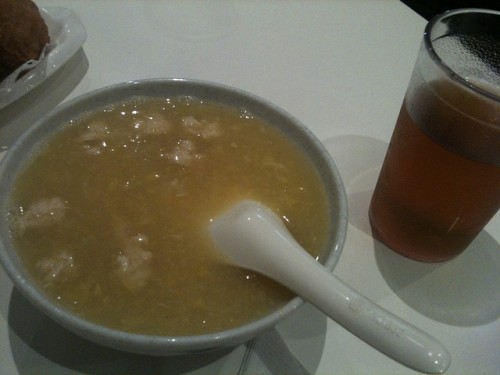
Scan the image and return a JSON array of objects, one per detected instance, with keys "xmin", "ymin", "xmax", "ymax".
[{"xmin": 424, "ymin": 8, "xmax": 500, "ymax": 102}]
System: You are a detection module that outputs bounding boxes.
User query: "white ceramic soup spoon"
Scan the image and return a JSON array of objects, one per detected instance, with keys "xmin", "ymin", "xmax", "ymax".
[{"xmin": 211, "ymin": 200, "xmax": 451, "ymax": 374}]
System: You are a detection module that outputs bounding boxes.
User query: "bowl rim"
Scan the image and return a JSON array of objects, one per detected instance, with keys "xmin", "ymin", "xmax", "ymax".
[{"xmin": 0, "ymin": 78, "xmax": 348, "ymax": 355}]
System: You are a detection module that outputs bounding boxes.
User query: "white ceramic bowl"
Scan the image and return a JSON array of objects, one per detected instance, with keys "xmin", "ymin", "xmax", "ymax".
[{"xmin": 0, "ymin": 79, "xmax": 348, "ymax": 355}]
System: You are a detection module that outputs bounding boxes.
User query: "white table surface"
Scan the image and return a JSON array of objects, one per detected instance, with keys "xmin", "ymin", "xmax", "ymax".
[{"xmin": 1, "ymin": 1, "xmax": 499, "ymax": 374}]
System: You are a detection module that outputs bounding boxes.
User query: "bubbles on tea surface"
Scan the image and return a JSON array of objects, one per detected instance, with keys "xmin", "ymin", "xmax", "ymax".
[
  {"xmin": 465, "ymin": 76, "xmax": 500, "ymax": 99},
  {"xmin": 433, "ymin": 34, "xmax": 500, "ymax": 95}
]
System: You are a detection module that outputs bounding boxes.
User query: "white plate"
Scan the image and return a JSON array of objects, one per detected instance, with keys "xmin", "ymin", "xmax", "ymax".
[{"xmin": 0, "ymin": 7, "xmax": 87, "ymax": 110}]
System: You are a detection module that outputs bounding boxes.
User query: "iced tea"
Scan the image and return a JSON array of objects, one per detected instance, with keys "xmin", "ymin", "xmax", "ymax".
[
  {"xmin": 369, "ymin": 12, "xmax": 500, "ymax": 262},
  {"xmin": 370, "ymin": 92, "xmax": 500, "ymax": 261}
]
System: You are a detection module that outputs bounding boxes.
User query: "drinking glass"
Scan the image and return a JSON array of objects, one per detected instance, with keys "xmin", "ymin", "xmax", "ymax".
[{"xmin": 369, "ymin": 9, "xmax": 500, "ymax": 262}]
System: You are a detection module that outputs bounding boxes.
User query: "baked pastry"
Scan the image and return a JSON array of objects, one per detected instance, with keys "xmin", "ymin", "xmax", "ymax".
[{"xmin": 0, "ymin": 0, "xmax": 50, "ymax": 81}]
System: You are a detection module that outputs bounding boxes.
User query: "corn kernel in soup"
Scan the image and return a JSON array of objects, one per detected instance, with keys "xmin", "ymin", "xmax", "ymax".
[{"xmin": 9, "ymin": 96, "xmax": 330, "ymax": 336}]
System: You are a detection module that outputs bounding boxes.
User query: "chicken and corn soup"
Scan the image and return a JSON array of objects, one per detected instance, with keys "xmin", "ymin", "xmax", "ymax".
[{"xmin": 9, "ymin": 96, "xmax": 330, "ymax": 335}]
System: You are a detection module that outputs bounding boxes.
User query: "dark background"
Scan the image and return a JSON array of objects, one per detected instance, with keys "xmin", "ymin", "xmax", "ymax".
[{"xmin": 401, "ymin": 0, "xmax": 500, "ymax": 19}]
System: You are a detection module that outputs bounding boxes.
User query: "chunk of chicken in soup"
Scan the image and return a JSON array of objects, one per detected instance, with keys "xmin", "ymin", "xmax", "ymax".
[
  {"xmin": 115, "ymin": 234, "xmax": 153, "ymax": 292},
  {"xmin": 10, "ymin": 197, "xmax": 66, "ymax": 235}
]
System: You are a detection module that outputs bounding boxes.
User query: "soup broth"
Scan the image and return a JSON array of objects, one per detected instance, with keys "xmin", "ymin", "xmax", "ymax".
[{"xmin": 9, "ymin": 96, "xmax": 330, "ymax": 335}]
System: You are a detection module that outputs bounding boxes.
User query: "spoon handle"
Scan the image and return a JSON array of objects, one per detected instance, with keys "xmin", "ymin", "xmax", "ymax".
[
  {"xmin": 273, "ymin": 250, "xmax": 450, "ymax": 374},
  {"xmin": 212, "ymin": 202, "xmax": 451, "ymax": 374}
]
